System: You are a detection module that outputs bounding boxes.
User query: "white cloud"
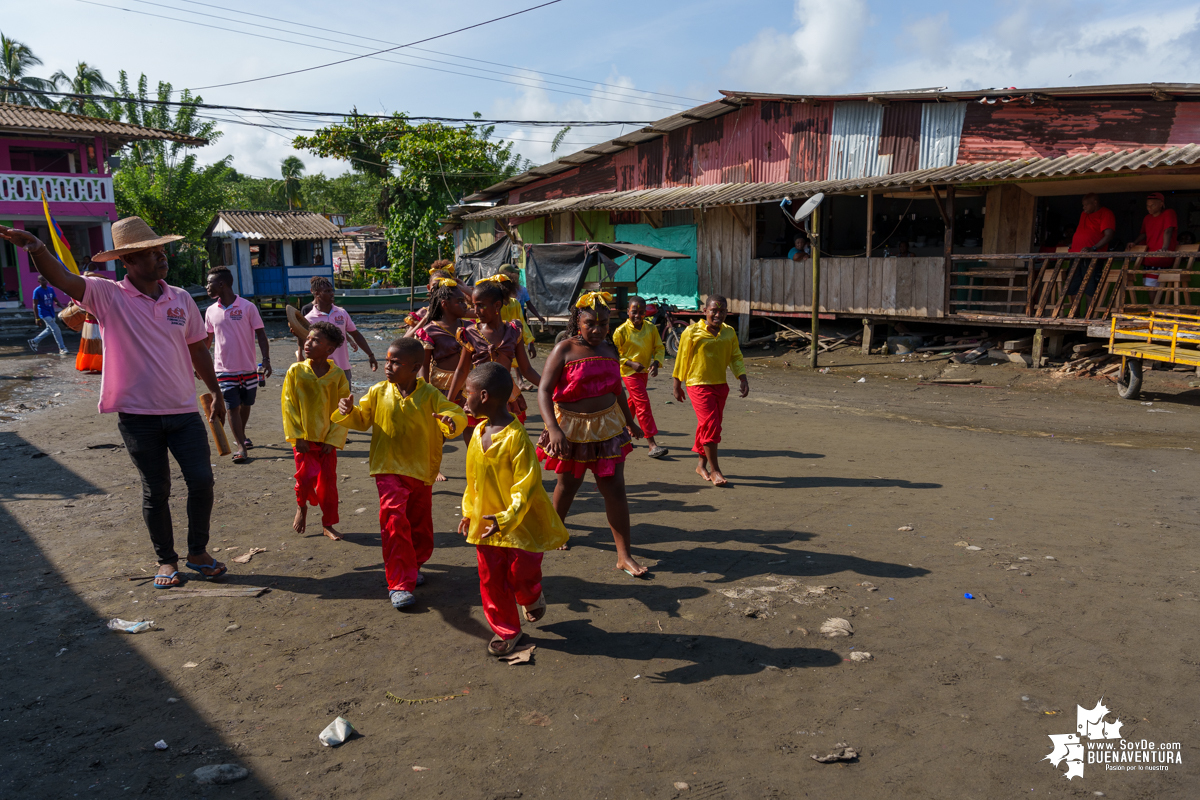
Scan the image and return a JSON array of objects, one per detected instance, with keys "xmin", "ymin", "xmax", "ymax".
[
  {"xmin": 723, "ymin": 0, "xmax": 872, "ymax": 93},
  {"xmin": 192, "ymin": 124, "xmax": 346, "ymax": 182}
]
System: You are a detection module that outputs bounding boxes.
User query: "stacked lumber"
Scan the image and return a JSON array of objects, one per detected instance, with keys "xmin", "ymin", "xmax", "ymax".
[{"xmin": 1054, "ymin": 352, "xmax": 1117, "ymax": 378}]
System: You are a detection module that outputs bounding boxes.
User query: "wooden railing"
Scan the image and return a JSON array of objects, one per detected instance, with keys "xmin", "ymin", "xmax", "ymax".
[
  {"xmin": 0, "ymin": 171, "xmax": 113, "ymax": 205},
  {"xmin": 948, "ymin": 250, "xmax": 1200, "ymax": 323}
]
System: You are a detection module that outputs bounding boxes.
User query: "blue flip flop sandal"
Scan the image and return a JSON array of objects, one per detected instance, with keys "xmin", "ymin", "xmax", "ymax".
[
  {"xmin": 185, "ymin": 560, "xmax": 227, "ymax": 581},
  {"xmin": 153, "ymin": 571, "xmax": 182, "ymax": 589}
]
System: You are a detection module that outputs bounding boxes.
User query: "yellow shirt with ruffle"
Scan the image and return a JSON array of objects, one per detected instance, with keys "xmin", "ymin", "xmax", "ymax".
[
  {"xmin": 331, "ymin": 379, "xmax": 465, "ymax": 483},
  {"xmin": 671, "ymin": 321, "xmax": 746, "ymax": 386},
  {"xmin": 502, "ymin": 297, "xmax": 535, "ymax": 345},
  {"xmin": 462, "ymin": 419, "xmax": 569, "ymax": 551},
  {"xmin": 281, "ymin": 361, "xmax": 349, "ymax": 448},
  {"xmin": 612, "ymin": 320, "xmax": 666, "ymax": 377}
]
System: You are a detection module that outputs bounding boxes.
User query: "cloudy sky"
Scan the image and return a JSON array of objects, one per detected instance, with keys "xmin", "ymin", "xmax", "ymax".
[{"xmin": 10, "ymin": 0, "xmax": 1200, "ymax": 181}]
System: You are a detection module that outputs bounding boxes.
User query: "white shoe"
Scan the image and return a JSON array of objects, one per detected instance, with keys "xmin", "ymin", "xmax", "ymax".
[
  {"xmin": 58, "ymin": 349, "xmax": 69, "ymax": 356},
  {"xmin": 27, "ymin": 339, "xmax": 37, "ymax": 352}
]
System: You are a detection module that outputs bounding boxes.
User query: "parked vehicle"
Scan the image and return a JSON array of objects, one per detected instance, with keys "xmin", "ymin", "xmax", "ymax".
[{"xmin": 645, "ymin": 297, "xmax": 690, "ymax": 357}]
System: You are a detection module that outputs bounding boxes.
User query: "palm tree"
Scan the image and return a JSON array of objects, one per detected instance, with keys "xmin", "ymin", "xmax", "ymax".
[
  {"xmin": 51, "ymin": 61, "xmax": 114, "ymax": 116},
  {"xmin": 279, "ymin": 155, "xmax": 305, "ymax": 210},
  {"xmin": 0, "ymin": 34, "xmax": 56, "ymax": 108}
]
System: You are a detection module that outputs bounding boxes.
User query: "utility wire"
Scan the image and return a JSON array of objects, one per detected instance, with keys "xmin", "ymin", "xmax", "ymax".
[{"xmin": 152, "ymin": 0, "xmax": 701, "ymax": 106}]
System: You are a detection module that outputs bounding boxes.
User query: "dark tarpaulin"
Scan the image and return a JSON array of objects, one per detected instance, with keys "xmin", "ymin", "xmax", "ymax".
[
  {"xmin": 525, "ymin": 244, "xmax": 621, "ymax": 318},
  {"xmin": 456, "ymin": 235, "xmax": 512, "ymax": 285}
]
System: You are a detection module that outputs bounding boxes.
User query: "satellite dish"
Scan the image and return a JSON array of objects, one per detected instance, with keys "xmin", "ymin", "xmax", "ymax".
[{"xmin": 791, "ymin": 192, "xmax": 825, "ymax": 224}]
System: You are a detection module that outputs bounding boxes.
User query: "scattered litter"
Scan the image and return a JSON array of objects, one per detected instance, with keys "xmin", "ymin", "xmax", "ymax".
[
  {"xmin": 231, "ymin": 547, "xmax": 267, "ymax": 564},
  {"xmin": 674, "ymin": 781, "xmax": 690, "ymax": 790},
  {"xmin": 224, "ymin": 546, "xmax": 238, "ymax": 551},
  {"xmin": 856, "ymin": 377, "xmax": 866, "ymax": 383},
  {"xmin": 954, "ymin": 541, "xmax": 969, "ymax": 547},
  {"xmin": 52, "ymin": 392, "xmax": 61, "ymax": 397},
  {"xmin": 225, "ymin": 624, "xmax": 241, "ymax": 633},
  {"xmin": 897, "ymin": 525, "xmax": 913, "ymax": 531},
  {"xmin": 412, "ymin": 765, "xmax": 429, "ymax": 772},
  {"xmin": 167, "ymin": 697, "xmax": 179, "ymax": 703},
  {"xmin": 499, "ymin": 644, "xmax": 536, "ymax": 666},
  {"xmin": 994, "ymin": 655, "xmax": 1007, "ymax": 661},
  {"xmin": 1021, "ymin": 572, "xmax": 1031, "ymax": 577},
  {"xmin": 183, "ymin": 661, "xmax": 199, "ymax": 669},
  {"xmin": 154, "ymin": 740, "xmax": 168, "ymax": 750},
  {"xmin": 520, "ymin": 711, "xmax": 551, "ymax": 727},
  {"xmin": 1018, "ymin": 556, "xmax": 1030, "ymax": 561},
  {"xmin": 819, "ymin": 618, "xmax": 853, "ymax": 637},
  {"xmin": 849, "ymin": 652, "xmax": 873, "ymax": 662},
  {"xmin": 193, "ymin": 764, "xmax": 249, "ymax": 785},
  {"xmin": 1147, "ymin": 408, "xmax": 1173, "ymax": 413},
  {"xmin": 157, "ymin": 586, "xmax": 267, "ymax": 601},
  {"xmin": 318, "ymin": 716, "xmax": 353, "ymax": 747},
  {"xmin": 355, "ymin": 507, "xmax": 367, "ymax": 514},
  {"xmin": 55, "ymin": 647, "xmax": 67, "ymax": 657},
  {"xmin": 1044, "ymin": 556, "xmax": 1057, "ymax": 561},
  {"xmin": 859, "ymin": 582, "xmax": 877, "ymax": 592},
  {"xmin": 965, "ymin": 545, "xmax": 982, "ymax": 551},
  {"xmin": 107, "ymin": 618, "xmax": 153, "ymax": 634},
  {"xmin": 385, "ymin": 691, "xmax": 463, "ymax": 706},
  {"xmin": 964, "ymin": 593, "xmax": 975, "ymax": 600},
  {"xmin": 811, "ymin": 742, "xmax": 859, "ymax": 763}
]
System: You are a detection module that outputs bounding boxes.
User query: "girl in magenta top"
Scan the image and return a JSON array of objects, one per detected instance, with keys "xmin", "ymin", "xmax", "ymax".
[
  {"xmin": 536, "ymin": 292, "xmax": 647, "ymax": 577},
  {"xmin": 447, "ymin": 279, "xmax": 540, "ymax": 426}
]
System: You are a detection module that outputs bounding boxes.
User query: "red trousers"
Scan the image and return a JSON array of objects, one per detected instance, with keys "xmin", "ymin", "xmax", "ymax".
[
  {"xmin": 376, "ymin": 474, "xmax": 434, "ymax": 592},
  {"xmin": 622, "ymin": 374, "xmax": 658, "ymax": 437},
  {"xmin": 687, "ymin": 383, "xmax": 730, "ymax": 454},
  {"xmin": 294, "ymin": 448, "xmax": 339, "ymax": 525},
  {"xmin": 476, "ymin": 545, "xmax": 543, "ymax": 639}
]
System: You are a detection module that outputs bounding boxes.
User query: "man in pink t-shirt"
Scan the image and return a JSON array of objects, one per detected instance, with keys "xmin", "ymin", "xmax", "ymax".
[
  {"xmin": 0, "ymin": 217, "xmax": 230, "ymax": 588},
  {"xmin": 296, "ymin": 275, "xmax": 377, "ymax": 389},
  {"xmin": 205, "ymin": 267, "xmax": 271, "ymax": 463}
]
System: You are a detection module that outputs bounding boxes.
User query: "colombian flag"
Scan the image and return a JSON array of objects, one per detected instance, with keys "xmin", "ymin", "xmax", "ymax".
[{"xmin": 41, "ymin": 191, "xmax": 80, "ymax": 275}]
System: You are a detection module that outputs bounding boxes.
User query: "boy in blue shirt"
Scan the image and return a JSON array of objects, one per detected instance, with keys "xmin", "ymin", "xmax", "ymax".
[{"xmin": 28, "ymin": 275, "xmax": 69, "ymax": 355}]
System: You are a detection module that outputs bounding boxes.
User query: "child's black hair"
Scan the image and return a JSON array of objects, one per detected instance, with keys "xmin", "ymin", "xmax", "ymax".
[
  {"xmin": 429, "ymin": 269, "xmax": 453, "ymax": 283},
  {"xmin": 310, "ymin": 275, "xmax": 333, "ymax": 292},
  {"xmin": 427, "ymin": 281, "xmax": 461, "ymax": 322},
  {"xmin": 207, "ymin": 266, "xmax": 233, "ymax": 286},
  {"xmin": 388, "ymin": 336, "xmax": 426, "ymax": 363},
  {"xmin": 309, "ymin": 320, "xmax": 344, "ymax": 349},
  {"xmin": 499, "ymin": 265, "xmax": 521, "ymax": 298},
  {"xmin": 466, "ymin": 361, "xmax": 513, "ymax": 401},
  {"xmin": 473, "ymin": 281, "xmax": 507, "ymax": 307},
  {"xmin": 706, "ymin": 294, "xmax": 728, "ymax": 308},
  {"xmin": 628, "ymin": 295, "xmax": 646, "ymax": 308},
  {"xmin": 566, "ymin": 301, "xmax": 608, "ymax": 339}
]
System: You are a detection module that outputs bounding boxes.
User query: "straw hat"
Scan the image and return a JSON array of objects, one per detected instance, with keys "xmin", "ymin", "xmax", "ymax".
[
  {"xmin": 286, "ymin": 305, "xmax": 311, "ymax": 338},
  {"xmin": 92, "ymin": 216, "xmax": 184, "ymax": 261}
]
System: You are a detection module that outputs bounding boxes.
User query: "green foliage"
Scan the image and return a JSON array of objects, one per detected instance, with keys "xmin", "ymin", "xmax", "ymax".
[
  {"xmin": 279, "ymin": 155, "xmax": 305, "ymax": 210},
  {"xmin": 102, "ymin": 71, "xmax": 231, "ymax": 286},
  {"xmin": 221, "ymin": 170, "xmax": 381, "ymax": 226},
  {"xmin": 50, "ymin": 62, "xmax": 114, "ymax": 115},
  {"xmin": 0, "ymin": 33, "xmax": 55, "ymax": 107},
  {"xmin": 294, "ymin": 112, "xmax": 530, "ymax": 285}
]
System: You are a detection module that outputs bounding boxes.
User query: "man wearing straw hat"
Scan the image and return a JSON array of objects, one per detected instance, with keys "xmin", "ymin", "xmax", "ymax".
[{"xmin": 0, "ymin": 216, "xmax": 230, "ymax": 587}]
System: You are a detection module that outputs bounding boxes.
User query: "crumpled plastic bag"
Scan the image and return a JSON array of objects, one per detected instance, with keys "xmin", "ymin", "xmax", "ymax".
[
  {"xmin": 819, "ymin": 617, "xmax": 853, "ymax": 637},
  {"xmin": 812, "ymin": 742, "xmax": 859, "ymax": 763},
  {"xmin": 318, "ymin": 716, "xmax": 353, "ymax": 747},
  {"xmin": 107, "ymin": 618, "xmax": 154, "ymax": 634}
]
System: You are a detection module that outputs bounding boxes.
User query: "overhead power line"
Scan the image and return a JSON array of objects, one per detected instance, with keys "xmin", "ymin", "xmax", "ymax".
[{"xmin": 19, "ymin": 88, "xmax": 658, "ymax": 126}]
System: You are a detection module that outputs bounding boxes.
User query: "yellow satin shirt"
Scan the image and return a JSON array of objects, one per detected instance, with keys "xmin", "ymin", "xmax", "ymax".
[
  {"xmin": 671, "ymin": 321, "xmax": 746, "ymax": 386},
  {"xmin": 461, "ymin": 419, "xmax": 569, "ymax": 551},
  {"xmin": 331, "ymin": 379, "xmax": 466, "ymax": 483},
  {"xmin": 612, "ymin": 320, "xmax": 666, "ymax": 377},
  {"xmin": 281, "ymin": 361, "xmax": 349, "ymax": 448},
  {"xmin": 501, "ymin": 297, "xmax": 534, "ymax": 345}
]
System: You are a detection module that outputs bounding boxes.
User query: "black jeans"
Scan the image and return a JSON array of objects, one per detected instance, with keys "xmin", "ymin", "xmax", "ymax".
[
  {"xmin": 117, "ymin": 412, "xmax": 214, "ymax": 565},
  {"xmin": 1066, "ymin": 257, "xmax": 1103, "ymax": 296}
]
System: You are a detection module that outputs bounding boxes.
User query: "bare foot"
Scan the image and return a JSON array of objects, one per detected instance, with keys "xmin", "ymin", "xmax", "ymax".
[
  {"xmin": 710, "ymin": 469, "xmax": 728, "ymax": 487},
  {"xmin": 616, "ymin": 556, "xmax": 649, "ymax": 577},
  {"xmin": 435, "ymin": 471, "xmax": 447, "ymax": 482},
  {"xmin": 293, "ymin": 506, "xmax": 307, "ymax": 534},
  {"xmin": 322, "ymin": 524, "xmax": 343, "ymax": 541},
  {"xmin": 154, "ymin": 563, "xmax": 182, "ymax": 587},
  {"xmin": 695, "ymin": 462, "xmax": 711, "ymax": 482},
  {"xmin": 556, "ymin": 541, "xmax": 570, "ymax": 551}
]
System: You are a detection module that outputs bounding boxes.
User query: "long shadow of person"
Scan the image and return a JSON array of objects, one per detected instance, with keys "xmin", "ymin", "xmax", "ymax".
[
  {"xmin": 535, "ymin": 618, "xmax": 842, "ymax": 684},
  {"xmin": 542, "ymin": 574, "xmax": 709, "ymax": 616}
]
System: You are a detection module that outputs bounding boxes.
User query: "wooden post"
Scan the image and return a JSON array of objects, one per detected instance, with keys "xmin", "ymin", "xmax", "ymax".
[
  {"xmin": 861, "ymin": 318, "xmax": 873, "ymax": 355},
  {"xmin": 1030, "ymin": 328, "xmax": 1044, "ymax": 369},
  {"xmin": 810, "ymin": 205, "xmax": 821, "ymax": 370},
  {"xmin": 865, "ymin": 190, "xmax": 874, "ymax": 258},
  {"xmin": 942, "ymin": 185, "xmax": 955, "ymax": 316},
  {"xmin": 738, "ymin": 308, "xmax": 750, "ymax": 344},
  {"xmin": 408, "ymin": 236, "xmax": 416, "ymax": 313}
]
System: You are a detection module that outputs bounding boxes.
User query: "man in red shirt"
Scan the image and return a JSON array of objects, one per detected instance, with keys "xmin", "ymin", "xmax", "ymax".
[
  {"xmin": 1066, "ymin": 193, "xmax": 1115, "ymax": 297},
  {"xmin": 1134, "ymin": 192, "xmax": 1178, "ymax": 287}
]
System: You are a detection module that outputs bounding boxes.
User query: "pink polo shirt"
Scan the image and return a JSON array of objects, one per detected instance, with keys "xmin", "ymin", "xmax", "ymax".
[
  {"xmin": 305, "ymin": 303, "xmax": 357, "ymax": 371},
  {"xmin": 205, "ymin": 295, "xmax": 264, "ymax": 374},
  {"xmin": 82, "ymin": 277, "xmax": 207, "ymax": 415}
]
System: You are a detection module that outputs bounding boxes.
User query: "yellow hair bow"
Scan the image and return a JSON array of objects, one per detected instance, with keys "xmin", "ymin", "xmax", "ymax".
[
  {"xmin": 432, "ymin": 277, "xmax": 458, "ymax": 288},
  {"xmin": 575, "ymin": 291, "xmax": 613, "ymax": 310},
  {"xmin": 475, "ymin": 273, "xmax": 512, "ymax": 286},
  {"xmin": 427, "ymin": 267, "xmax": 444, "ymax": 275}
]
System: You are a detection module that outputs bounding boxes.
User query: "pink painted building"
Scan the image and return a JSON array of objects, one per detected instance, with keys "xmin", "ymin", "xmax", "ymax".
[{"xmin": 0, "ymin": 103, "xmax": 204, "ymax": 309}]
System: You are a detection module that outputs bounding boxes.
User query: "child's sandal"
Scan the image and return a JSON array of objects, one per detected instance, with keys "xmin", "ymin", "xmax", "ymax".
[
  {"xmin": 488, "ymin": 634, "xmax": 522, "ymax": 656},
  {"xmin": 521, "ymin": 592, "xmax": 547, "ymax": 623}
]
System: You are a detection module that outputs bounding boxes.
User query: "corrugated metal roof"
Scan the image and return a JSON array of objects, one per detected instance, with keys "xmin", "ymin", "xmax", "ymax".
[
  {"xmin": 461, "ymin": 144, "xmax": 1200, "ymax": 220},
  {"xmin": 918, "ymin": 102, "xmax": 967, "ymax": 170},
  {"xmin": 827, "ymin": 102, "xmax": 884, "ymax": 180},
  {"xmin": 0, "ymin": 103, "xmax": 208, "ymax": 145},
  {"xmin": 208, "ymin": 210, "xmax": 343, "ymax": 240},
  {"xmin": 465, "ymin": 83, "xmax": 1200, "ymax": 203}
]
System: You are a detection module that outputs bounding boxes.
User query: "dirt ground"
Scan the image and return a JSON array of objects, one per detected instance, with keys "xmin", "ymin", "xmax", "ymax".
[{"xmin": 3, "ymin": 315, "xmax": 1199, "ymax": 799}]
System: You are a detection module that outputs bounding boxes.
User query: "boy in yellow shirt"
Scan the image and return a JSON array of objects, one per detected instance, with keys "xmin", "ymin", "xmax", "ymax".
[
  {"xmin": 282, "ymin": 322, "xmax": 350, "ymax": 540},
  {"xmin": 671, "ymin": 295, "xmax": 749, "ymax": 487},
  {"xmin": 334, "ymin": 337, "xmax": 466, "ymax": 609},
  {"xmin": 612, "ymin": 296, "xmax": 668, "ymax": 459},
  {"xmin": 459, "ymin": 362, "xmax": 568, "ymax": 655}
]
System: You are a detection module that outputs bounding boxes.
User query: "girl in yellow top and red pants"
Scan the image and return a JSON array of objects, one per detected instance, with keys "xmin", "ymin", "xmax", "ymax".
[
  {"xmin": 672, "ymin": 295, "xmax": 749, "ymax": 487},
  {"xmin": 612, "ymin": 295, "xmax": 668, "ymax": 459}
]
